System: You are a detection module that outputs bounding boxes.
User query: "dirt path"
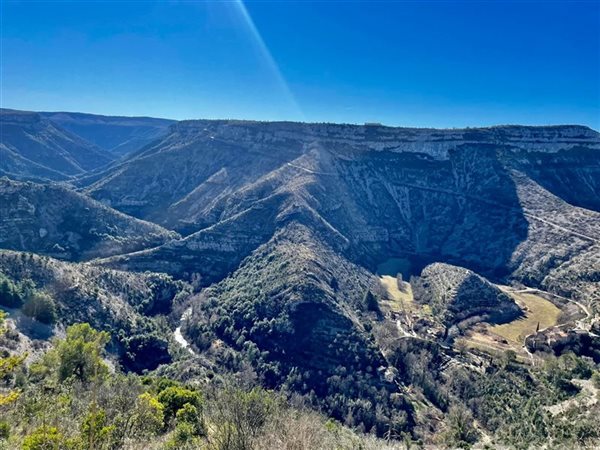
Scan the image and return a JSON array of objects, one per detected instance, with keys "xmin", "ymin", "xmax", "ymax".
[
  {"xmin": 286, "ymin": 162, "xmax": 335, "ymax": 176},
  {"xmin": 512, "ymin": 286, "xmax": 592, "ymax": 321}
]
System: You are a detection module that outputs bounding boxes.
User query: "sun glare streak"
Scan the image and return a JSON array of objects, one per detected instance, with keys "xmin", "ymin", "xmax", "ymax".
[{"xmin": 233, "ymin": 0, "xmax": 304, "ymax": 121}]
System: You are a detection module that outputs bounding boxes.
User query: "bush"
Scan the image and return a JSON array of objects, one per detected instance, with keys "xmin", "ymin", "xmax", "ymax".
[
  {"xmin": 22, "ymin": 292, "xmax": 57, "ymax": 324},
  {"xmin": 165, "ymin": 422, "xmax": 198, "ymax": 449},
  {"xmin": 207, "ymin": 387, "xmax": 277, "ymax": 450},
  {"xmin": 0, "ymin": 421, "xmax": 9, "ymax": 440},
  {"xmin": 157, "ymin": 386, "xmax": 202, "ymax": 423},
  {"xmin": 442, "ymin": 405, "xmax": 479, "ymax": 448},
  {"xmin": 176, "ymin": 402, "xmax": 204, "ymax": 436},
  {"xmin": 81, "ymin": 409, "xmax": 116, "ymax": 449},
  {"xmin": 132, "ymin": 392, "xmax": 164, "ymax": 437},
  {"xmin": 22, "ymin": 426, "xmax": 63, "ymax": 450},
  {"xmin": 0, "ymin": 275, "xmax": 22, "ymax": 308},
  {"xmin": 56, "ymin": 323, "xmax": 110, "ymax": 382}
]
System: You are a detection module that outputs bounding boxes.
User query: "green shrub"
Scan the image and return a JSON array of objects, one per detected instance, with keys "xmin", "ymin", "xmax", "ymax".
[
  {"xmin": 157, "ymin": 386, "xmax": 202, "ymax": 423},
  {"xmin": 22, "ymin": 426, "xmax": 63, "ymax": 450},
  {"xmin": 176, "ymin": 402, "xmax": 204, "ymax": 436},
  {"xmin": 22, "ymin": 292, "xmax": 57, "ymax": 324},
  {"xmin": 165, "ymin": 422, "xmax": 198, "ymax": 449},
  {"xmin": 0, "ymin": 274, "xmax": 22, "ymax": 308},
  {"xmin": 81, "ymin": 408, "xmax": 116, "ymax": 449},
  {"xmin": 0, "ymin": 421, "xmax": 9, "ymax": 440},
  {"xmin": 132, "ymin": 392, "xmax": 164, "ymax": 437},
  {"xmin": 56, "ymin": 323, "xmax": 110, "ymax": 382}
]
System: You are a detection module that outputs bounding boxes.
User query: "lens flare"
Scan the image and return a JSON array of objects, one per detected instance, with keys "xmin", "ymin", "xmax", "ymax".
[{"xmin": 232, "ymin": 0, "xmax": 304, "ymax": 121}]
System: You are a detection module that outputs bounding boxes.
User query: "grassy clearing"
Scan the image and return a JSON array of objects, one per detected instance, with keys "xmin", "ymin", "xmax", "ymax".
[
  {"xmin": 490, "ymin": 292, "xmax": 561, "ymax": 344},
  {"xmin": 457, "ymin": 332, "xmax": 531, "ymax": 363},
  {"xmin": 380, "ymin": 275, "xmax": 414, "ymax": 312}
]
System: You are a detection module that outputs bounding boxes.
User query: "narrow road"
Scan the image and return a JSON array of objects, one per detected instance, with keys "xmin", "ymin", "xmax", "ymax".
[{"xmin": 511, "ymin": 286, "xmax": 592, "ymax": 322}]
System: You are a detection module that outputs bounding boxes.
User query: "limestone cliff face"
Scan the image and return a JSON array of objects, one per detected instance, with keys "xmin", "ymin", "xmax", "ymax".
[
  {"xmin": 83, "ymin": 121, "xmax": 599, "ymax": 229},
  {"xmin": 87, "ymin": 121, "xmax": 600, "ymax": 314},
  {"xmin": 3, "ymin": 116, "xmax": 600, "ymax": 437},
  {"xmin": 0, "ymin": 178, "xmax": 178, "ymax": 261}
]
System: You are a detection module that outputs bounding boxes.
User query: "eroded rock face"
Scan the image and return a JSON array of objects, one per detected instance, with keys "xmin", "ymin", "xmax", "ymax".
[
  {"xmin": 81, "ymin": 122, "xmax": 599, "ymax": 230},
  {"xmin": 89, "ymin": 122, "xmax": 600, "ymax": 317},
  {"xmin": 2, "ymin": 115, "xmax": 600, "ymax": 439}
]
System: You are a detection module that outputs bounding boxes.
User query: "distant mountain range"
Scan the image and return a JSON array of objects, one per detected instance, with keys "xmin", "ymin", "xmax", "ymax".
[
  {"xmin": 0, "ymin": 109, "xmax": 114, "ymax": 180},
  {"xmin": 40, "ymin": 111, "xmax": 175, "ymax": 156}
]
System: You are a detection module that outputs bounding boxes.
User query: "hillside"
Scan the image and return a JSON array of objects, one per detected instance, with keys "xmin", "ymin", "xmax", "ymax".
[
  {"xmin": 0, "ymin": 177, "xmax": 178, "ymax": 261},
  {"xmin": 2, "ymin": 117, "xmax": 600, "ymax": 448},
  {"xmin": 41, "ymin": 111, "xmax": 175, "ymax": 156},
  {"xmin": 0, "ymin": 109, "xmax": 114, "ymax": 180},
  {"xmin": 0, "ymin": 250, "xmax": 184, "ymax": 371},
  {"xmin": 88, "ymin": 121, "xmax": 600, "ymax": 313},
  {"xmin": 411, "ymin": 262, "xmax": 522, "ymax": 331}
]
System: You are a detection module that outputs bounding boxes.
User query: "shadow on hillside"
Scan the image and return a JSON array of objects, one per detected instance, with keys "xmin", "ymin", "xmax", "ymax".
[
  {"xmin": 510, "ymin": 147, "xmax": 600, "ymax": 213},
  {"xmin": 0, "ymin": 306, "xmax": 54, "ymax": 340},
  {"xmin": 319, "ymin": 143, "xmax": 530, "ymax": 283}
]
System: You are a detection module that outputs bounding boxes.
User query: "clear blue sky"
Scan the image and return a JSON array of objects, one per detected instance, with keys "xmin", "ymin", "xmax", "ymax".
[{"xmin": 2, "ymin": 1, "xmax": 599, "ymax": 128}]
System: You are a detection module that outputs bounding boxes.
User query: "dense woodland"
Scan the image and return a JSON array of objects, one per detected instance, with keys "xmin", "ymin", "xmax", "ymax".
[{"xmin": 2, "ymin": 271, "xmax": 600, "ymax": 449}]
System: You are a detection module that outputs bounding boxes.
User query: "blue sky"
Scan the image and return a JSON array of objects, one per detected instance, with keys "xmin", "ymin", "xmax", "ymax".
[{"xmin": 2, "ymin": 1, "xmax": 599, "ymax": 128}]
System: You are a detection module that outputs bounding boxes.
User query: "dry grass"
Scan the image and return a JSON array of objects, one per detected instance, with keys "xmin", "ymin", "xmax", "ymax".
[
  {"xmin": 490, "ymin": 292, "xmax": 561, "ymax": 344},
  {"xmin": 379, "ymin": 275, "xmax": 414, "ymax": 313}
]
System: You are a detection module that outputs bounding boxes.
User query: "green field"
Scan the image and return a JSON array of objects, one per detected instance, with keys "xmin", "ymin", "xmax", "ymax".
[{"xmin": 490, "ymin": 292, "xmax": 561, "ymax": 344}]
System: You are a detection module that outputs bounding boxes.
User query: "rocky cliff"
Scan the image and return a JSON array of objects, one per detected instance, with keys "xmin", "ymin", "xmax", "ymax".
[{"xmin": 85, "ymin": 121, "xmax": 599, "ymax": 316}]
